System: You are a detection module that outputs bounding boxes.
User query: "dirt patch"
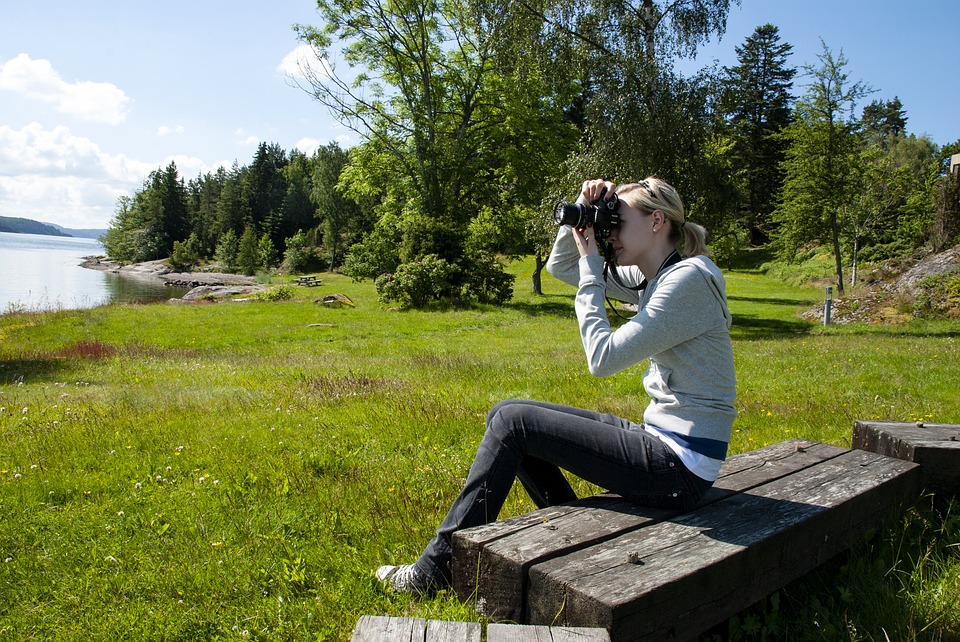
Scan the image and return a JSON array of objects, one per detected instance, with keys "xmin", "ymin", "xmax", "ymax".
[{"xmin": 802, "ymin": 245, "xmax": 960, "ymax": 324}]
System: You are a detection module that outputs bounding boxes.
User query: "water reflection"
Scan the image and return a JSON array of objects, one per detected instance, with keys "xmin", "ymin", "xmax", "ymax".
[{"xmin": 1, "ymin": 232, "xmax": 189, "ymax": 312}]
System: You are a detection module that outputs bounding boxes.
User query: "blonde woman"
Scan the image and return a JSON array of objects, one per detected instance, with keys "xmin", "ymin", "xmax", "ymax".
[{"xmin": 377, "ymin": 178, "xmax": 736, "ymax": 595}]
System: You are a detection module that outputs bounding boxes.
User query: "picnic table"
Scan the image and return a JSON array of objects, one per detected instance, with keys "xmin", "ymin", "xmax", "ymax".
[{"xmin": 295, "ymin": 275, "xmax": 321, "ymax": 287}]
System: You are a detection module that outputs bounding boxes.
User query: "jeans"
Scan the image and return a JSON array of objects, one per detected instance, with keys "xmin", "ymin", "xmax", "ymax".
[{"xmin": 415, "ymin": 398, "xmax": 712, "ymax": 584}]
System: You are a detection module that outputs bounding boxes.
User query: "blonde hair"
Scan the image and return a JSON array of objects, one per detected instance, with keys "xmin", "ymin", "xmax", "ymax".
[{"xmin": 616, "ymin": 178, "xmax": 709, "ymax": 257}]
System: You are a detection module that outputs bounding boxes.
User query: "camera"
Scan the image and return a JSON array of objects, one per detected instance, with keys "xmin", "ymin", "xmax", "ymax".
[{"xmin": 553, "ymin": 187, "xmax": 621, "ymax": 240}]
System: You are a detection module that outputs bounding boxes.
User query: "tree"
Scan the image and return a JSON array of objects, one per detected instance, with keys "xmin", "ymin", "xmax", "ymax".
[
  {"xmin": 773, "ymin": 42, "xmax": 872, "ymax": 296},
  {"xmin": 237, "ymin": 225, "xmax": 259, "ymax": 276},
  {"xmin": 721, "ymin": 24, "xmax": 796, "ymax": 245},
  {"xmin": 861, "ymin": 97, "xmax": 907, "ymax": 149},
  {"xmin": 310, "ymin": 143, "xmax": 368, "ymax": 270}
]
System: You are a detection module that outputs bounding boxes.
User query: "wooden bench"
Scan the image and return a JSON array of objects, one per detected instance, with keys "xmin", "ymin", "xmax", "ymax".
[
  {"xmin": 295, "ymin": 275, "xmax": 321, "ymax": 287},
  {"xmin": 350, "ymin": 615, "xmax": 610, "ymax": 641},
  {"xmin": 451, "ymin": 438, "xmax": 922, "ymax": 641},
  {"xmin": 853, "ymin": 420, "xmax": 960, "ymax": 500}
]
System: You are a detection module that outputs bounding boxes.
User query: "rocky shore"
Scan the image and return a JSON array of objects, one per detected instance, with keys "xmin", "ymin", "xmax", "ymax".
[{"xmin": 81, "ymin": 256, "xmax": 267, "ymax": 301}]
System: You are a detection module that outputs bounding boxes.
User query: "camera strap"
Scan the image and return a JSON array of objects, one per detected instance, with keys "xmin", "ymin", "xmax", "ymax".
[{"xmin": 600, "ymin": 243, "xmax": 682, "ymax": 319}]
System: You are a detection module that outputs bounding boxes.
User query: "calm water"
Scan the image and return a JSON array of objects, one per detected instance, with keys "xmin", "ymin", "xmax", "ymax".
[{"xmin": 0, "ymin": 232, "xmax": 187, "ymax": 312}]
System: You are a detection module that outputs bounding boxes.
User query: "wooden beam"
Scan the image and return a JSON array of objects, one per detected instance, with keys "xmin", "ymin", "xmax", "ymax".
[
  {"xmin": 453, "ymin": 439, "xmax": 847, "ymax": 621},
  {"xmin": 853, "ymin": 420, "xmax": 960, "ymax": 499},
  {"xmin": 525, "ymin": 448, "xmax": 918, "ymax": 641}
]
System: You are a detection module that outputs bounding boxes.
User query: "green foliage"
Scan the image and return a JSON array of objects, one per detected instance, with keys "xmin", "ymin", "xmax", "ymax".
[
  {"xmin": 341, "ymin": 214, "xmax": 403, "ymax": 281},
  {"xmin": 910, "ymin": 270, "xmax": 960, "ymax": 318},
  {"xmin": 375, "ymin": 254, "xmax": 456, "ymax": 309},
  {"xmin": 168, "ymin": 232, "xmax": 202, "ymax": 272},
  {"xmin": 213, "ymin": 227, "xmax": 239, "ymax": 272},
  {"xmin": 459, "ymin": 251, "xmax": 516, "ymax": 305},
  {"xmin": 257, "ymin": 233, "xmax": 279, "ymax": 271},
  {"xmin": 237, "ymin": 225, "xmax": 259, "ymax": 276},
  {"xmin": 281, "ymin": 231, "xmax": 311, "ymax": 274},
  {"xmin": 252, "ymin": 284, "xmax": 295, "ymax": 302},
  {"xmin": 720, "ymin": 24, "xmax": 796, "ymax": 245}
]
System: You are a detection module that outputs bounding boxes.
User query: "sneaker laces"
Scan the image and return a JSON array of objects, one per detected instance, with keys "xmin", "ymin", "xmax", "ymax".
[{"xmin": 375, "ymin": 564, "xmax": 434, "ymax": 595}]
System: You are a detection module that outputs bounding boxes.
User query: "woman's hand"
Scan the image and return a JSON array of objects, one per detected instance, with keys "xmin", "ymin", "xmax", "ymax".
[
  {"xmin": 572, "ymin": 225, "xmax": 599, "ymax": 258},
  {"xmin": 573, "ymin": 179, "xmax": 617, "ymax": 258},
  {"xmin": 580, "ymin": 179, "xmax": 617, "ymax": 205}
]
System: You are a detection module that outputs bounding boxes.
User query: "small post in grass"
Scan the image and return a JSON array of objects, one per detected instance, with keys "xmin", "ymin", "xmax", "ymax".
[{"xmin": 823, "ymin": 286, "xmax": 833, "ymax": 326}]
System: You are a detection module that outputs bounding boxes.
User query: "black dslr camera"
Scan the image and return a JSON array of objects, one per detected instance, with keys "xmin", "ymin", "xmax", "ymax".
[{"xmin": 553, "ymin": 187, "xmax": 621, "ymax": 240}]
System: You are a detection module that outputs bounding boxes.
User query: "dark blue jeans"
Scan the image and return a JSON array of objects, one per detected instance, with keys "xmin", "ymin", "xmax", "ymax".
[{"xmin": 415, "ymin": 398, "xmax": 712, "ymax": 584}]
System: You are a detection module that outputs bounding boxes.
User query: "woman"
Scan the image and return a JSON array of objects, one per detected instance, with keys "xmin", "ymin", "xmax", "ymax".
[{"xmin": 377, "ymin": 178, "xmax": 737, "ymax": 595}]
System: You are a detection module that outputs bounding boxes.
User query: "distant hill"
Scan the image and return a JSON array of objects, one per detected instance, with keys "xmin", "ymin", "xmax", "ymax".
[
  {"xmin": 0, "ymin": 216, "xmax": 71, "ymax": 237},
  {"xmin": 0, "ymin": 216, "xmax": 107, "ymax": 239},
  {"xmin": 44, "ymin": 222, "xmax": 108, "ymax": 240}
]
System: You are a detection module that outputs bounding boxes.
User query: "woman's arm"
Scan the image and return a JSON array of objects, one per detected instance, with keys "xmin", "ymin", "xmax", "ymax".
[{"xmin": 577, "ymin": 263, "xmax": 721, "ymax": 377}]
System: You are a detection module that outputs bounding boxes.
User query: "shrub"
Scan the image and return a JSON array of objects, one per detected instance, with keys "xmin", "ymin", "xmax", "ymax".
[
  {"xmin": 375, "ymin": 254, "xmax": 455, "ymax": 309},
  {"xmin": 253, "ymin": 284, "xmax": 295, "ymax": 302},
  {"xmin": 460, "ymin": 251, "xmax": 515, "ymax": 305}
]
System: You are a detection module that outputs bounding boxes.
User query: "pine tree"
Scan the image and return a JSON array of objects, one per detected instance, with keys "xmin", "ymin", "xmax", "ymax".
[{"xmin": 722, "ymin": 24, "xmax": 796, "ymax": 245}]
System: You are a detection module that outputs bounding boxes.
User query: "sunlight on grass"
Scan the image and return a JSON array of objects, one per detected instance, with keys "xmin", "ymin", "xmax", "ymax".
[{"xmin": 1, "ymin": 258, "xmax": 958, "ymax": 640}]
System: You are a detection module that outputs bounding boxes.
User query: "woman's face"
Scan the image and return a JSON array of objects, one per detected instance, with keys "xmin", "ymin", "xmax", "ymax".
[{"xmin": 606, "ymin": 202, "xmax": 656, "ymax": 267}]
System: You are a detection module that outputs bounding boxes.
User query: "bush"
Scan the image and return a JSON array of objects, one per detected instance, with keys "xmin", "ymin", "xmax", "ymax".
[
  {"xmin": 375, "ymin": 254, "xmax": 455, "ymax": 309},
  {"xmin": 460, "ymin": 252, "xmax": 515, "ymax": 305},
  {"xmin": 253, "ymin": 284, "xmax": 295, "ymax": 302}
]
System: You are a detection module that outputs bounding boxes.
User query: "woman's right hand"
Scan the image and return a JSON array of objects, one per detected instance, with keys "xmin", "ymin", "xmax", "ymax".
[{"xmin": 580, "ymin": 179, "xmax": 617, "ymax": 205}]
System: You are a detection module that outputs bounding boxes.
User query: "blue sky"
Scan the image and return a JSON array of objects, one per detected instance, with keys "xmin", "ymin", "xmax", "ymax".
[{"xmin": 1, "ymin": 0, "xmax": 957, "ymax": 230}]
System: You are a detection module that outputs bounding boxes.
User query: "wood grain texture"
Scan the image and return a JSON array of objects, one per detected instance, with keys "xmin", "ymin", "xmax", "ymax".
[
  {"xmin": 454, "ymin": 439, "xmax": 847, "ymax": 621},
  {"xmin": 525, "ymin": 448, "xmax": 919, "ymax": 641}
]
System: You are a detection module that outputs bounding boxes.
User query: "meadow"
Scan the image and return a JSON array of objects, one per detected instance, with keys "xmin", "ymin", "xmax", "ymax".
[{"xmin": 1, "ymin": 258, "xmax": 958, "ymax": 641}]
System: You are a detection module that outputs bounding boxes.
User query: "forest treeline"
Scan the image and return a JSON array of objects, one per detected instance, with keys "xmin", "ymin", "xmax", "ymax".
[{"xmin": 103, "ymin": 1, "xmax": 960, "ymax": 307}]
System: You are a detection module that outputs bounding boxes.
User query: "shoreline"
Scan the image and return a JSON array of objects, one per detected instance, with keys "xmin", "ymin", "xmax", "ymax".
[
  {"xmin": 80, "ymin": 255, "xmax": 266, "ymax": 301},
  {"xmin": 81, "ymin": 255, "xmax": 259, "ymax": 287}
]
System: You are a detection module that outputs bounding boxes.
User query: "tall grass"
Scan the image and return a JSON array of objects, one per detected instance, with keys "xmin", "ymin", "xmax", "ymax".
[{"xmin": 1, "ymin": 259, "xmax": 958, "ymax": 640}]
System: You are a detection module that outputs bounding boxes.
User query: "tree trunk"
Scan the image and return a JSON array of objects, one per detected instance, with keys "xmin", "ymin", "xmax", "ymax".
[
  {"xmin": 830, "ymin": 210, "xmax": 845, "ymax": 296},
  {"xmin": 532, "ymin": 251, "xmax": 544, "ymax": 295}
]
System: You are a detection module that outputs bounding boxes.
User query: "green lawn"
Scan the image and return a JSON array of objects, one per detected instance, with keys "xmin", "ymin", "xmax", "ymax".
[{"xmin": 1, "ymin": 259, "xmax": 958, "ymax": 640}]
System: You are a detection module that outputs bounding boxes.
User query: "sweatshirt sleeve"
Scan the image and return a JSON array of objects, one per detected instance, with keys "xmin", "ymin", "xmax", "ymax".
[
  {"xmin": 546, "ymin": 224, "xmax": 645, "ymax": 304},
  {"xmin": 576, "ymin": 261, "xmax": 723, "ymax": 377}
]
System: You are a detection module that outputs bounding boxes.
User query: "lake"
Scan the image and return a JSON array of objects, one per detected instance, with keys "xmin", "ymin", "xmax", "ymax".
[{"xmin": 0, "ymin": 232, "xmax": 187, "ymax": 313}]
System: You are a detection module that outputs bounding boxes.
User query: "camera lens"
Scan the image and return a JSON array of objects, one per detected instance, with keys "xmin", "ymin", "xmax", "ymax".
[{"xmin": 553, "ymin": 202, "xmax": 592, "ymax": 228}]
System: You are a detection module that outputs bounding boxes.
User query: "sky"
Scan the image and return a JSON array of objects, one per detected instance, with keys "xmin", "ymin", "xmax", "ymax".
[{"xmin": 1, "ymin": 0, "xmax": 957, "ymax": 231}]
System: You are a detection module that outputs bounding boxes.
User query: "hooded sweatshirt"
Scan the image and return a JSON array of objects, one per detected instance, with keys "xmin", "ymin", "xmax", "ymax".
[{"xmin": 546, "ymin": 225, "xmax": 737, "ymax": 475}]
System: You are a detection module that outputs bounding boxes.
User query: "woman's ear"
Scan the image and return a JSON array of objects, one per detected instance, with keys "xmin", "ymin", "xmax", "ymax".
[{"xmin": 651, "ymin": 209, "xmax": 665, "ymax": 231}]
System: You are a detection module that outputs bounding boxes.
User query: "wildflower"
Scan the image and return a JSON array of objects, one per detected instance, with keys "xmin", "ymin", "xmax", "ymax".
[
  {"xmin": 156, "ymin": 476, "xmax": 162, "ymax": 482},
  {"xmin": 198, "ymin": 477, "xmax": 205, "ymax": 484},
  {"xmin": 22, "ymin": 407, "xmax": 28, "ymax": 414},
  {"xmin": 134, "ymin": 482, "xmax": 142, "ymax": 490},
  {"xmin": 117, "ymin": 511, "xmax": 124, "ymax": 516},
  {"xmin": 4, "ymin": 557, "xmax": 12, "ymax": 563},
  {"xmin": 14, "ymin": 473, "xmax": 22, "ymax": 480}
]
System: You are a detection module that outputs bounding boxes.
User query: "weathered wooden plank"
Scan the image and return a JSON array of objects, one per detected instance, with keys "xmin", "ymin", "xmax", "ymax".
[
  {"xmin": 351, "ymin": 615, "xmax": 426, "ymax": 642},
  {"xmin": 487, "ymin": 623, "xmax": 611, "ymax": 641},
  {"xmin": 853, "ymin": 420, "xmax": 960, "ymax": 498},
  {"xmin": 453, "ymin": 439, "xmax": 846, "ymax": 621},
  {"xmin": 424, "ymin": 619, "xmax": 481, "ymax": 641},
  {"xmin": 352, "ymin": 616, "xmax": 481, "ymax": 642},
  {"xmin": 526, "ymin": 449, "xmax": 919, "ymax": 641}
]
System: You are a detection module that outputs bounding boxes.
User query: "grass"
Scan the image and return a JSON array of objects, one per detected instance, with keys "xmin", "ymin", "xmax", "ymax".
[{"xmin": 1, "ymin": 258, "xmax": 958, "ymax": 641}]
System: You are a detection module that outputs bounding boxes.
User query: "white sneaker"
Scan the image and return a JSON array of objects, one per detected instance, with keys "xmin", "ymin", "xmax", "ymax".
[{"xmin": 375, "ymin": 564, "xmax": 436, "ymax": 595}]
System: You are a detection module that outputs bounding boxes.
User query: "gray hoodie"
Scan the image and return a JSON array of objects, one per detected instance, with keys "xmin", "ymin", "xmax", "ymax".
[{"xmin": 546, "ymin": 225, "xmax": 737, "ymax": 449}]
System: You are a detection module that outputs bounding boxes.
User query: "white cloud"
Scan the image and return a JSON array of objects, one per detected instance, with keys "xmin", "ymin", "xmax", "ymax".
[
  {"xmin": 0, "ymin": 53, "xmax": 131, "ymax": 125},
  {"xmin": 277, "ymin": 44, "xmax": 331, "ymax": 83},
  {"xmin": 0, "ymin": 122, "xmax": 214, "ymax": 229},
  {"xmin": 157, "ymin": 124, "xmax": 184, "ymax": 137}
]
